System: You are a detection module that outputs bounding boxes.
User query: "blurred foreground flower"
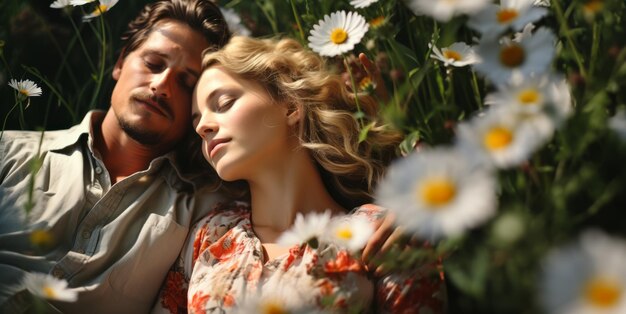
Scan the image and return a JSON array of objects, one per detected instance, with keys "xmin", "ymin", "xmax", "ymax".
[
  {"xmin": 405, "ymin": 0, "xmax": 489, "ymax": 22},
  {"xmin": 468, "ymin": 0, "xmax": 548, "ymax": 39},
  {"xmin": 325, "ymin": 216, "xmax": 373, "ymax": 253},
  {"xmin": 308, "ymin": 11, "xmax": 369, "ymax": 57},
  {"xmin": 375, "ymin": 148, "xmax": 497, "ymax": 240},
  {"xmin": 485, "ymin": 74, "xmax": 573, "ymax": 134},
  {"xmin": 233, "ymin": 284, "xmax": 322, "ymax": 314},
  {"xmin": 430, "ymin": 42, "xmax": 479, "ymax": 67},
  {"xmin": 277, "ymin": 211, "xmax": 331, "ymax": 249},
  {"xmin": 8, "ymin": 79, "xmax": 42, "ymax": 99},
  {"xmin": 23, "ymin": 272, "xmax": 78, "ymax": 302},
  {"xmin": 540, "ymin": 230, "xmax": 626, "ymax": 314},
  {"xmin": 473, "ymin": 27, "xmax": 556, "ymax": 84},
  {"xmin": 456, "ymin": 107, "xmax": 548, "ymax": 168}
]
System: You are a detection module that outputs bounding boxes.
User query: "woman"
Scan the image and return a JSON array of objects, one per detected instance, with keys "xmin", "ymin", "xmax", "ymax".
[{"xmin": 158, "ymin": 36, "xmax": 446, "ymax": 313}]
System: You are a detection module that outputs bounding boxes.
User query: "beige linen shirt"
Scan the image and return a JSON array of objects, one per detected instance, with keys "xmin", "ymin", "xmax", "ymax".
[{"xmin": 0, "ymin": 111, "xmax": 225, "ymax": 313}]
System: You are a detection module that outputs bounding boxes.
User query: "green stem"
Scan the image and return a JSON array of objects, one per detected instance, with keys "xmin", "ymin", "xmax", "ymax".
[
  {"xmin": 588, "ymin": 20, "xmax": 600, "ymax": 79},
  {"xmin": 552, "ymin": 1, "xmax": 587, "ymax": 78},
  {"xmin": 289, "ymin": 0, "xmax": 305, "ymax": 42},
  {"xmin": 23, "ymin": 66, "xmax": 77, "ymax": 122},
  {"xmin": 254, "ymin": 0, "xmax": 278, "ymax": 34},
  {"xmin": 344, "ymin": 56, "xmax": 365, "ymax": 128},
  {"xmin": 68, "ymin": 13, "xmax": 97, "ymax": 74},
  {"xmin": 88, "ymin": 13, "xmax": 108, "ymax": 110},
  {"xmin": 0, "ymin": 102, "xmax": 21, "ymax": 142}
]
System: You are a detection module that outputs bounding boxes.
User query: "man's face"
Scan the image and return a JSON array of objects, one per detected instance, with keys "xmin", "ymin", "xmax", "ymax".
[{"xmin": 110, "ymin": 19, "xmax": 209, "ymax": 147}]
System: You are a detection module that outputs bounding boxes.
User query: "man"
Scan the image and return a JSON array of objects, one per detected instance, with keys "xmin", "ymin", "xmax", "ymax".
[{"xmin": 0, "ymin": 0, "xmax": 230, "ymax": 312}]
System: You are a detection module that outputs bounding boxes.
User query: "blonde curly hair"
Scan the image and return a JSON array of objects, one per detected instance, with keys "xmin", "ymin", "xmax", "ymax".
[{"xmin": 201, "ymin": 36, "xmax": 402, "ymax": 209}]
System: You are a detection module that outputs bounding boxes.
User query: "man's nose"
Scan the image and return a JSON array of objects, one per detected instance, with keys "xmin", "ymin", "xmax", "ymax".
[{"xmin": 150, "ymin": 69, "xmax": 173, "ymax": 98}]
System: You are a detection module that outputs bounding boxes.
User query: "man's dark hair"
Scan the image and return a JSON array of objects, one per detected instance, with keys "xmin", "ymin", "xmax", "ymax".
[{"xmin": 120, "ymin": 0, "xmax": 231, "ymax": 58}]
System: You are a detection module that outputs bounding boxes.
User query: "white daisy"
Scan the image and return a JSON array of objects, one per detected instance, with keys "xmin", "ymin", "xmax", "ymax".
[
  {"xmin": 456, "ymin": 107, "xmax": 550, "ymax": 169},
  {"xmin": 325, "ymin": 216, "xmax": 373, "ymax": 253},
  {"xmin": 76, "ymin": 0, "xmax": 119, "ymax": 21},
  {"xmin": 23, "ymin": 272, "xmax": 78, "ymax": 302},
  {"xmin": 405, "ymin": 0, "xmax": 490, "ymax": 22},
  {"xmin": 8, "ymin": 79, "xmax": 42, "ymax": 98},
  {"xmin": 430, "ymin": 42, "xmax": 479, "ymax": 67},
  {"xmin": 375, "ymin": 147, "xmax": 498, "ymax": 240},
  {"xmin": 468, "ymin": 0, "xmax": 549, "ymax": 39},
  {"xmin": 220, "ymin": 7, "xmax": 251, "ymax": 37},
  {"xmin": 50, "ymin": 0, "xmax": 72, "ymax": 9},
  {"xmin": 473, "ymin": 27, "xmax": 556, "ymax": 84},
  {"xmin": 512, "ymin": 23, "xmax": 536, "ymax": 42},
  {"xmin": 540, "ymin": 230, "xmax": 626, "ymax": 314},
  {"xmin": 308, "ymin": 11, "xmax": 369, "ymax": 57},
  {"xmin": 277, "ymin": 211, "xmax": 332, "ymax": 249},
  {"xmin": 350, "ymin": 0, "xmax": 378, "ymax": 9},
  {"xmin": 609, "ymin": 108, "xmax": 626, "ymax": 142},
  {"xmin": 485, "ymin": 73, "xmax": 573, "ymax": 134},
  {"xmin": 69, "ymin": 0, "xmax": 94, "ymax": 5},
  {"xmin": 233, "ymin": 285, "xmax": 322, "ymax": 314}
]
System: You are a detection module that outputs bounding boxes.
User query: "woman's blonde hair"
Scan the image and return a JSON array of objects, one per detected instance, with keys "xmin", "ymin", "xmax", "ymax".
[{"xmin": 201, "ymin": 36, "xmax": 402, "ymax": 209}]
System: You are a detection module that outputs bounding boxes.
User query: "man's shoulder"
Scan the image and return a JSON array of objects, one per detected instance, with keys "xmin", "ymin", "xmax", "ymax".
[{"xmin": 0, "ymin": 127, "xmax": 81, "ymax": 156}]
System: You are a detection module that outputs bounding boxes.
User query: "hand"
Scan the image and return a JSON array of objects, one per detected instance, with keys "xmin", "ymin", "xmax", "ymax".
[
  {"xmin": 343, "ymin": 53, "xmax": 390, "ymax": 103},
  {"xmin": 362, "ymin": 211, "xmax": 408, "ymax": 275}
]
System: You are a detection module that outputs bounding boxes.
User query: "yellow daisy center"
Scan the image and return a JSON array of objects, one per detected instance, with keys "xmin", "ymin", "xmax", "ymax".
[
  {"xmin": 330, "ymin": 28, "xmax": 348, "ymax": 44},
  {"xmin": 262, "ymin": 302, "xmax": 287, "ymax": 314},
  {"xmin": 43, "ymin": 286, "xmax": 57, "ymax": 299},
  {"xmin": 484, "ymin": 126, "xmax": 514, "ymax": 150},
  {"xmin": 420, "ymin": 178, "xmax": 457, "ymax": 208},
  {"xmin": 443, "ymin": 50, "xmax": 463, "ymax": 61},
  {"xmin": 359, "ymin": 76, "xmax": 374, "ymax": 91},
  {"xmin": 370, "ymin": 16, "xmax": 385, "ymax": 29},
  {"xmin": 30, "ymin": 229, "xmax": 54, "ymax": 248},
  {"xmin": 517, "ymin": 89, "xmax": 541, "ymax": 105},
  {"xmin": 336, "ymin": 227, "xmax": 353, "ymax": 240},
  {"xmin": 583, "ymin": 0, "xmax": 604, "ymax": 14},
  {"xmin": 19, "ymin": 89, "xmax": 29, "ymax": 96},
  {"xmin": 497, "ymin": 9, "xmax": 519, "ymax": 24},
  {"xmin": 584, "ymin": 277, "xmax": 622, "ymax": 308},
  {"xmin": 499, "ymin": 44, "xmax": 526, "ymax": 68},
  {"xmin": 97, "ymin": 4, "xmax": 108, "ymax": 12}
]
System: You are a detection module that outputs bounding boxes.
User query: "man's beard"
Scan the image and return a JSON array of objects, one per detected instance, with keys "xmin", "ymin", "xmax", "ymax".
[{"xmin": 117, "ymin": 116, "xmax": 163, "ymax": 146}]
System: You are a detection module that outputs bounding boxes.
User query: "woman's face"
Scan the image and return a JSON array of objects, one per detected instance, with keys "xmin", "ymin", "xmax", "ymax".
[{"xmin": 192, "ymin": 65, "xmax": 293, "ymax": 181}]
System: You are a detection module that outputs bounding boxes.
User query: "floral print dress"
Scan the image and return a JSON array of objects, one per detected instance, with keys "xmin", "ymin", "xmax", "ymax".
[{"xmin": 155, "ymin": 202, "xmax": 446, "ymax": 313}]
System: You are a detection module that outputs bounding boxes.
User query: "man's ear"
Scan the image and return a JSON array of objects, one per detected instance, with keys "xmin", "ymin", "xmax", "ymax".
[
  {"xmin": 286, "ymin": 105, "xmax": 301, "ymax": 127},
  {"xmin": 112, "ymin": 48, "xmax": 127, "ymax": 80}
]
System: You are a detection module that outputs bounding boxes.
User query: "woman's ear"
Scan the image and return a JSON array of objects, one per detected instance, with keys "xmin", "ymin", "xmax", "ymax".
[{"xmin": 286, "ymin": 106, "xmax": 301, "ymax": 127}]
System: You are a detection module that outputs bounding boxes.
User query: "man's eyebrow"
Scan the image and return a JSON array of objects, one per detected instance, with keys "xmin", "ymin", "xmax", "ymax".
[{"xmin": 141, "ymin": 49, "xmax": 200, "ymax": 78}]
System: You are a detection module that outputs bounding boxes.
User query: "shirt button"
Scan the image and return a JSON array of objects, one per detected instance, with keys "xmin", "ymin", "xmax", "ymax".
[
  {"xmin": 95, "ymin": 167, "xmax": 102, "ymax": 174},
  {"xmin": 81, "ymin": 230, "xmax": 91, "ymax": 239},
  {"xmin": 52, "ymin": 268, "xmax": 64, "ymax": 278}
]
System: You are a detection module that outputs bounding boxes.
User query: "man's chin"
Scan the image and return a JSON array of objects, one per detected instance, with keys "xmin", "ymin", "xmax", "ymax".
[{"xmin": 118, "ymin": 118, "xmax": 164, "ymax": 146}]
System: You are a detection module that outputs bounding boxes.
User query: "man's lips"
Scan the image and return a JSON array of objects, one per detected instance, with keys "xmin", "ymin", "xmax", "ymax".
[
  {"xmin": 135, "ymin": 96, "xmax": 171, "ymax": 118},
  {"xmin": 208, "ymin": 138, "xmax": 231, "ymax": 158}
]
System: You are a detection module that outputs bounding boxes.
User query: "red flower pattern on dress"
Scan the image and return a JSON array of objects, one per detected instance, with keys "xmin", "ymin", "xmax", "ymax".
[
  {"xmin": 324, "ymin": 250, "xmax": 363, "ymax": 274},
  {"xmin": 159, "ymin": 270, "xmax": 187, "ymax": 314},
  {"xmin": 189, "ymin": 291, "xmax": 210, "ymax": 314}
]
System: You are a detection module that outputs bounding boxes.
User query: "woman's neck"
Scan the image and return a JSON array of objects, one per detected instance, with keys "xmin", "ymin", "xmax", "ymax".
[{"xmin": 247, "ymin": 148, "xmax": 345, "ymax": 243}]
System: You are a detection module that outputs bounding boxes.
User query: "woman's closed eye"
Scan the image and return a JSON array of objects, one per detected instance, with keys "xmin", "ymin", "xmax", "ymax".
[{"xmin": 215, "ymin": 96, "xmax": 235, "ymax": 112}]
